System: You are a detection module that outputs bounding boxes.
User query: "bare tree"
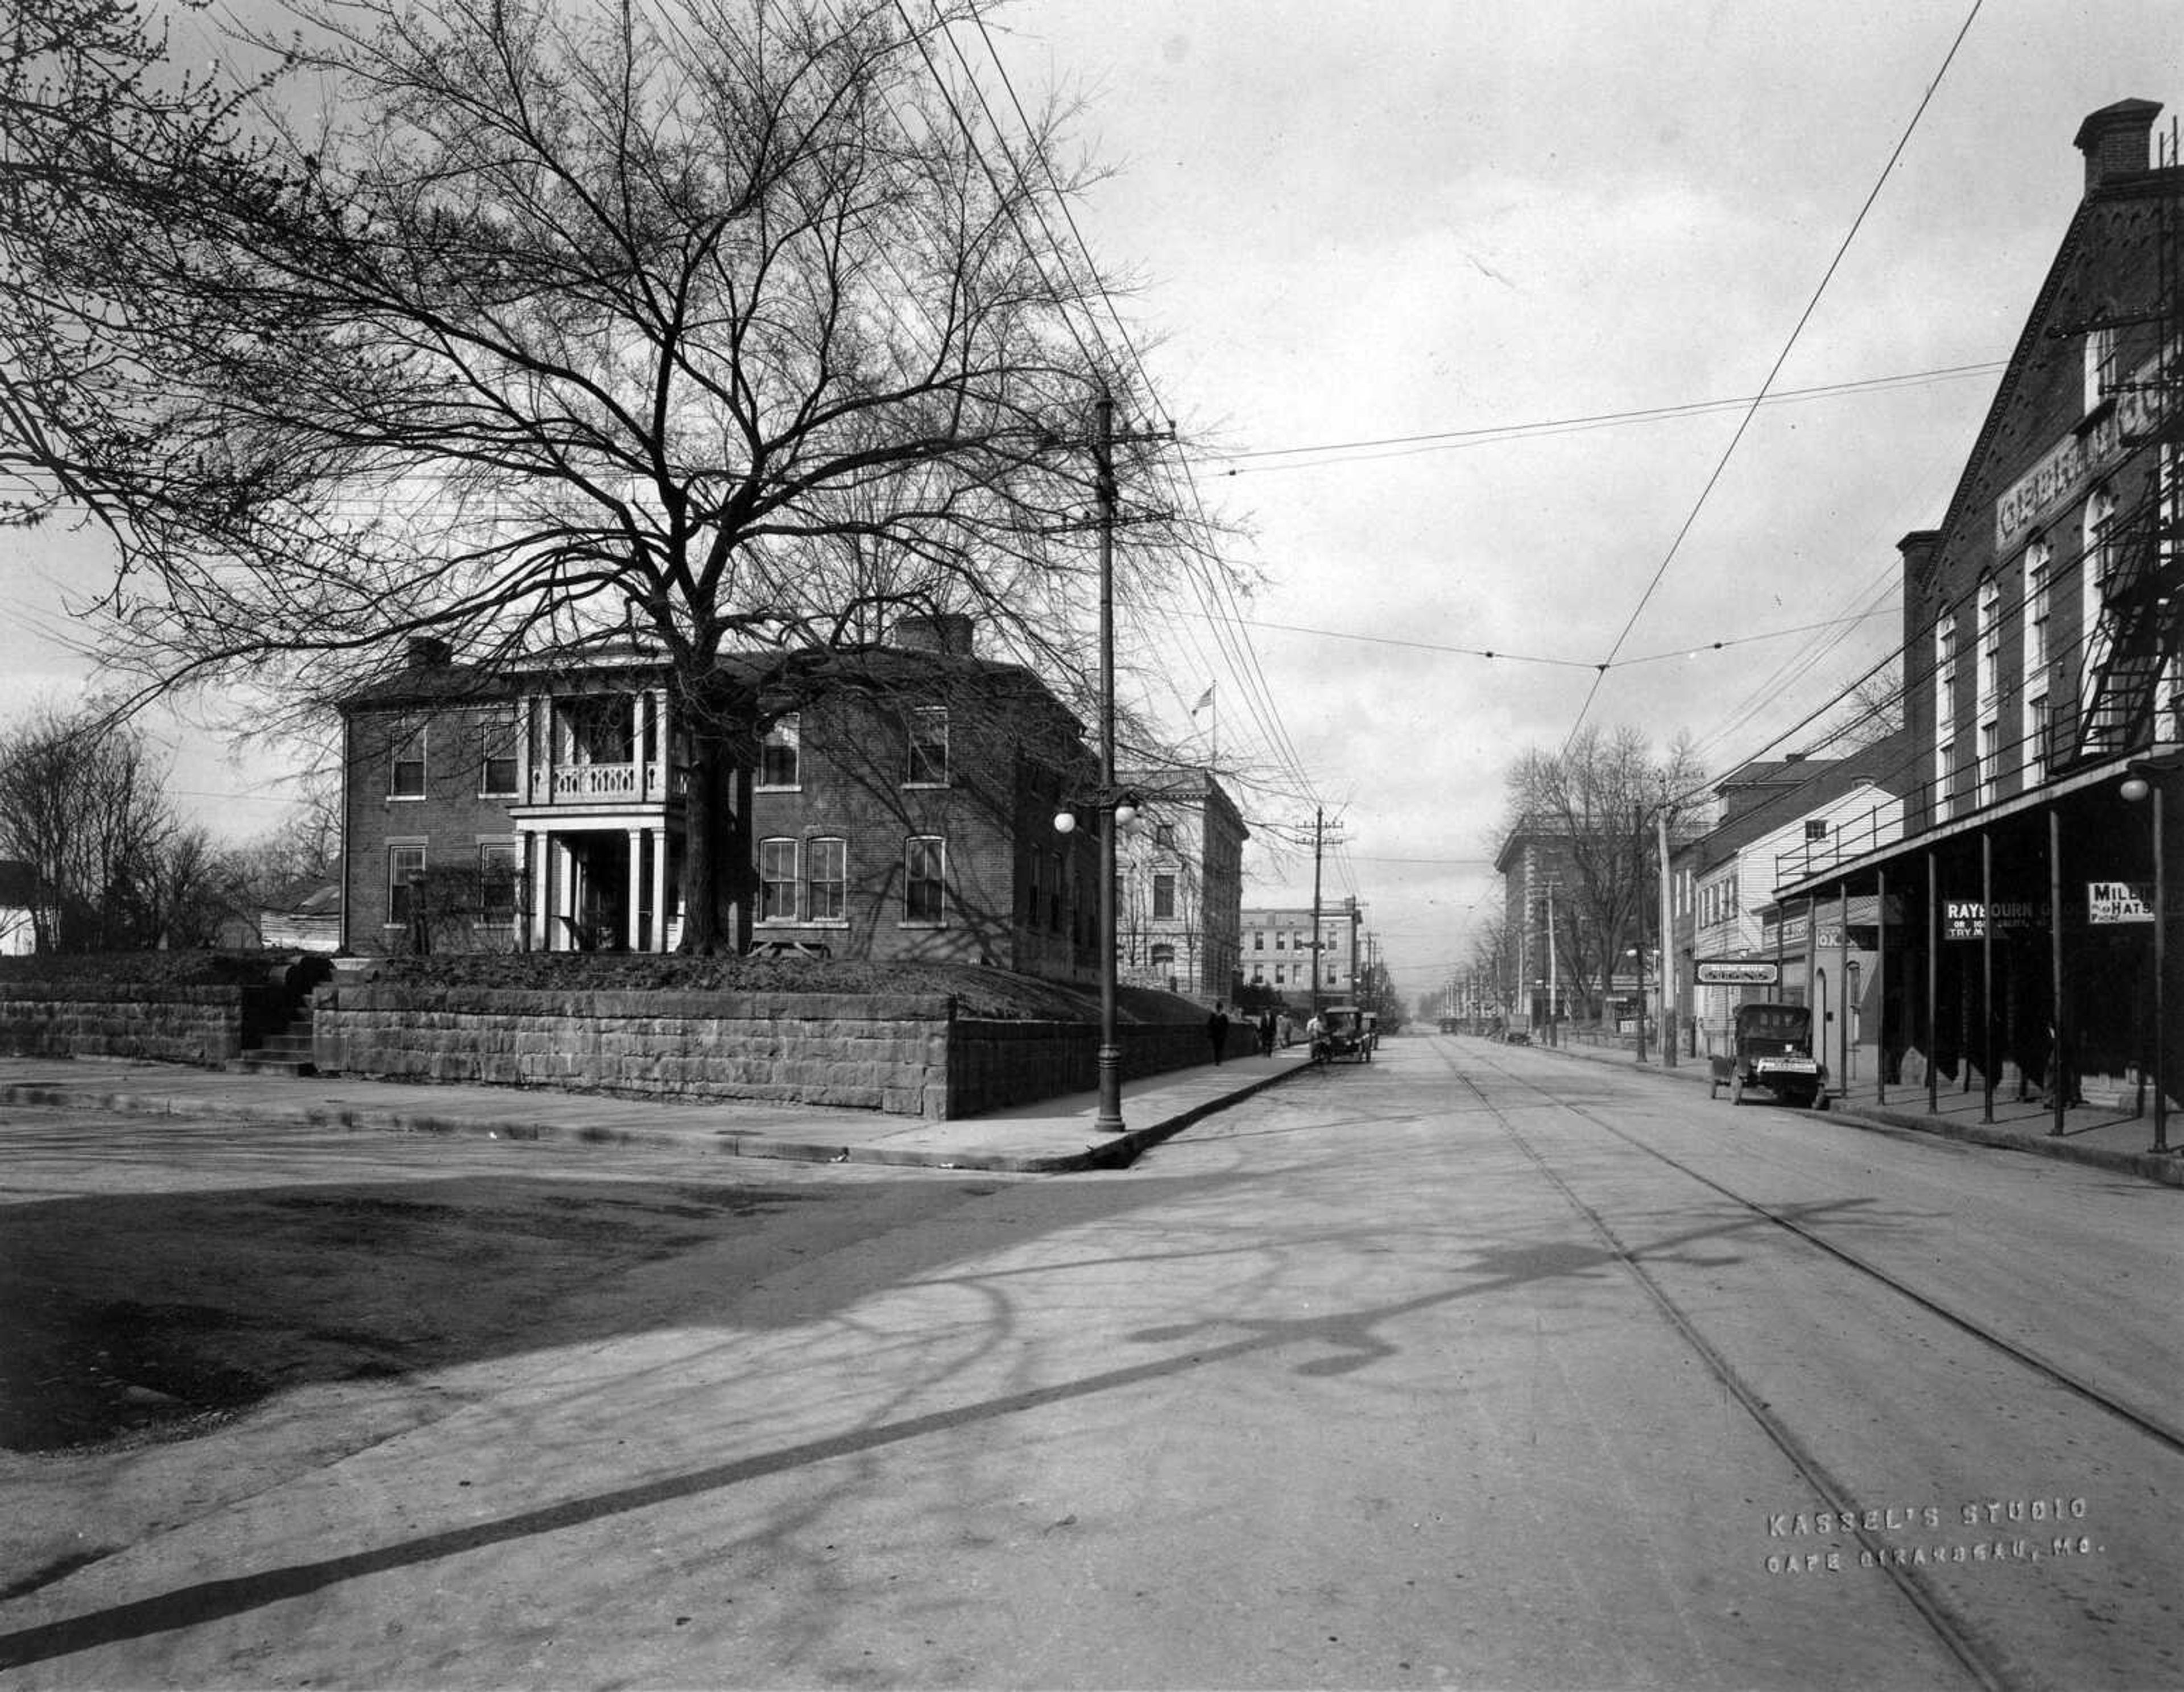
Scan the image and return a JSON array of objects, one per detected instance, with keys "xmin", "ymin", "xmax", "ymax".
[
  {"xmin": 1813, "ymin": 658, "xmax": 1906, "ymax": 752},
  {"xmin": 0, "ymin": 0, "xmax": 1212, "ymax": 951},
  {"xmin": 1505, "ymin": 727, "xmax": 1703, "ymax": 1023},
  {"xmin": 0, "ymin": 702, "xmax": 185, "ymax": 949}
]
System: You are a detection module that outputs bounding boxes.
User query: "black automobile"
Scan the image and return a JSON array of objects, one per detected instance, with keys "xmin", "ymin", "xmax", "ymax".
[{"xmin": 1709, "ymin": 1002, "xmax": 1827, "ymax": 1108}]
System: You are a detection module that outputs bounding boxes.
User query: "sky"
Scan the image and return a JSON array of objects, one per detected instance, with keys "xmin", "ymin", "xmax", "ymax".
[{"xmin": 3, "ymin": 1, "xmax": 2180, "ymax": 1001}]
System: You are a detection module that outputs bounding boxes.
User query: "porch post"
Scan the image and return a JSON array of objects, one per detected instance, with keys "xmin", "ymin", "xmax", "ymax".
[
  {"xmin": 1981, "ymin": 829, "xmax": 1995, "ymax": 1126},
  {"xmin": 1875, "ymin": 867, "xmax": 1888, "ymax": 1106},
  {"xmin": 651, "ymin": 826, "xmax": 669, "ymax": 953},
  {"xmin": 2050, "ymin": 806, "xmax": 2066, "ymax": 1138},
  {"xmin": 1927, "ymin": 849, "xmax": 1940, "ymax": 1116},
  {"xmin": 626, "ymin": 828, "xmax": 644, "ymax": 952},
  {"xmin": 557, "ymin": 838, "xmax": 577, "ymax": 951}
]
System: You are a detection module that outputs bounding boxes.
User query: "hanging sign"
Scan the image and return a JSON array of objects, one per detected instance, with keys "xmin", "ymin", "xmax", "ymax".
[
  {"xmin": 1696, "ymin": 959, "xmax": 1780, "ymax": 986},
  {"xmin": 2088, "ymin": 881, "xmax": 2155, "ymax": 924}
]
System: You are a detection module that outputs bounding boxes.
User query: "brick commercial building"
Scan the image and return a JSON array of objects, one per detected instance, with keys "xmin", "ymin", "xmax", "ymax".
[
  {"xmin": 1777, "ymin": 98, "xmax": 2183, "ymax": 1126},
  {"xmin": 337, "ymin": 616, "xmax": 1102, "ymax": 980}
]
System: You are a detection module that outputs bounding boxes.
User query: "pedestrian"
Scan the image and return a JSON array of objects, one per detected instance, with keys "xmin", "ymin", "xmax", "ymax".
[
  {"xmin": 1207, "ymin": 1000, "xmax": 1231, "ymax": 1065},
  {"xmin": 1258, "ymin": 1010, "xmax": 1276, "ymax": 1057},
  {"xmin": 1305, "ymin": 1010, "xmax": 1325, "ymax": 1063}
]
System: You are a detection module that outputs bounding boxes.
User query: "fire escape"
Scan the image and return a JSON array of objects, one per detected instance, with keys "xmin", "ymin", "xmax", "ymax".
[{"xmin": 2070, "ymin": 119, "xmax": 2184, "ymax": 767}]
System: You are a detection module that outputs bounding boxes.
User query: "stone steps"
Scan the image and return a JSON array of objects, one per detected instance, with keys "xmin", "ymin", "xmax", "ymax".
[{"xmin": 229, "ymin": 1013, "xmax": 316, "ymax": 1077}]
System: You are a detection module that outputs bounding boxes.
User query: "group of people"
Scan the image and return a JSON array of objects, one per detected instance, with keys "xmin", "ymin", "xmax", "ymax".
[{"xmin": 1204, "ymin": 1003, "xmax": 1295, "ymax": 1064}]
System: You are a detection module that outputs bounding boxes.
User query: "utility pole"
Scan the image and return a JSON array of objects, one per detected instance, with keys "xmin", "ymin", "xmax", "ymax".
[
  {"xmin": 1093, "ymin": 388, "xmax": 1123, "ymax": 1133},
  {"xmin": 1308, "ymin": 806, "xmax": 1325, "ymax": 1020},
  {"xmin": 1657, "ymin": 801, "xmax": 1678, "ymax": 1067}
]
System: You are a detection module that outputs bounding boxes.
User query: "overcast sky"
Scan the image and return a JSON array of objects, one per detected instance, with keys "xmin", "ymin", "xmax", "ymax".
[{"xmin": 3, "ymin": 1, "xmax": 2179, "ymax": 1000}]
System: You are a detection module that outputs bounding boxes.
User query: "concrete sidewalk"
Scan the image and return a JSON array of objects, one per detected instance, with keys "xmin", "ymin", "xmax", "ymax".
[
  {"xmin": 1523, "ymin": 1033, "xmax": 2184, "ymax": 1189},
  {"xmin": 0, "ymin": 1047, "xmax": 1316, "ymax": 1175}
]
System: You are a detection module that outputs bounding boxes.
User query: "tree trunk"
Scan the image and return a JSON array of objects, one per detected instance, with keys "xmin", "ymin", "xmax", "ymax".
[{"xmin": 673, "ymin": 672, "xmax": 758, "ymax": 956}]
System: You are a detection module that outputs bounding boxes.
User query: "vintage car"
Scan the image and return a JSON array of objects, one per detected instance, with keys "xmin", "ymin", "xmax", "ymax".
[
  {"xmin": 1709, "ymin": 1002, "xmax": 1827, "ymax": 1108},
  {"xmin": 1313, "ymin": 1006, "xmax": 1374, "ymax": 1064}
]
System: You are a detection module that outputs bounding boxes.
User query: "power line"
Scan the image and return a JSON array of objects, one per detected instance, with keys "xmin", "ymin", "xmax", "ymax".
[{"xmin": 1562, "ymin": 0, "xmax": 1985, "ymax": 750}]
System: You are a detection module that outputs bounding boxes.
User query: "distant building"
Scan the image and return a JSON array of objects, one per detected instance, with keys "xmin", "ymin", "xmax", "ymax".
[
  {"xmin": 259, "ymin": 868, "xmax": 343, "ymax": 954},
  {"xmin": 1241, "ymin": 899, "xmax": 1359, "ymax": 1009},
  {"xmin": 0, "ymin": 858, "xmax": 36, "ymax": 955},
  {"xmin": 1114, "ymin": 767, "xmax": 1247, "ymax": 1001}
]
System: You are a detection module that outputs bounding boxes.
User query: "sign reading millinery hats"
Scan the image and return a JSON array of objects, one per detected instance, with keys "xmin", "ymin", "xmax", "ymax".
[
  {"xmin": 1696, "ymin": 959, "xmax": 1780, "ymax": 986},
  {"xmin": 2088, "ymin": 881, "xmax": 2155, "ymax": 924}
]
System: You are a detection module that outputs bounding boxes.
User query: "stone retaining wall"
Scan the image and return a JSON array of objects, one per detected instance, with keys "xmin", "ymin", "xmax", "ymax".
[
  {"xmin": 313, "ymin": 984, "xmax": 1246, "ymax": 1119},
  {"xmin": 0, "ymin": 984, "xmax": 271, "ymax": 1066}
]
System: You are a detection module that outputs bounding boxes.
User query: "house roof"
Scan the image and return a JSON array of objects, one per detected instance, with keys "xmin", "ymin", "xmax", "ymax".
[{"xmin": 1686, "ymin": 734, "xmax": 1913, "ymax": 875}]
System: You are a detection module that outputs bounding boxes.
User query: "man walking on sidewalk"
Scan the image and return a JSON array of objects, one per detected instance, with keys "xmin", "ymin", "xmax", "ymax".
[{"xmin": 1207, "ymin": 1001, "xmax": 1231, "ymax": 1065}]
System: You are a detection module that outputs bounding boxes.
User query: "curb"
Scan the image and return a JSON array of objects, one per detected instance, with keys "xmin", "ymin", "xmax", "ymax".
[{"xmin": 0, "ymin": 1057, "xmax": 1315, "ymax": 1176}]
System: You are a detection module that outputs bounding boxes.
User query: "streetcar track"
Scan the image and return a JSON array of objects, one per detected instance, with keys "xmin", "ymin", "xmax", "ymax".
[
  {"xmin": 1427, "ymin": 1041, "xmax": 2089, "ymax": 1692},
  {"xmin": 1445, "ymin": 1042, "xmax": 2184, "ymax": 1459}
]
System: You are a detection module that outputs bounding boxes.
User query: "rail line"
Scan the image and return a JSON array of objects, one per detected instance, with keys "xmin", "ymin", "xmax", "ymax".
[{"xmin": 1428, "ymin": 1040, "xmax": 2182, "ymax": 1692}]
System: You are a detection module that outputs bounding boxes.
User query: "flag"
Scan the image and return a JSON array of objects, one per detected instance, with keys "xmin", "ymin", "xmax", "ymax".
[{"xmin": 1191, "ymin": 685, "xmax": 1215, "ymax": 714}]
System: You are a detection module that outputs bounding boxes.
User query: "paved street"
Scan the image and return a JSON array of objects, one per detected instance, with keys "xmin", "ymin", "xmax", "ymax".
[{"xmin": 2, "ymin": 1035, "xmax": 2179, "ymax": 1689}]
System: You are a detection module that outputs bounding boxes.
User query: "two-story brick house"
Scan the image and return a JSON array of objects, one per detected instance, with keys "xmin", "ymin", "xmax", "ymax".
[{"xmin": 337, "ymin": 616, "xmax": 1102, "ymax": 979}]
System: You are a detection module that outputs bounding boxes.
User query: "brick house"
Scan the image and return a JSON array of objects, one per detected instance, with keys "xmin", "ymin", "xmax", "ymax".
[
  {"xmin": 336, "ymin": 617, "xmax": 1102, "ymax": 979},
  {"xmin": 1240, "ymin": 899, "xmax": 1359, "ymax": 1011}
]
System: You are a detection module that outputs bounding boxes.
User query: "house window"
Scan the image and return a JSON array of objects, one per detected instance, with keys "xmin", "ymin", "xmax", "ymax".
[
  {"xmin": 905, "ymin": 837, "xmax": 945, "ymax": 923},
  {"xmin": 2026, "ymin": 694, "xmax": 2050, "ymax": 785},
  {"xmin": 387, "ymin": 843, "xmax": 426, "ymax": 926},
  {"xmin": 1273, "ymin": 965, "xmax": 1285, "ymax": 987},
  {"xmin": 1153, "ymin": 872, "xmax": 1176, "ymax": 919},
  {"xmin": 390, "ymin": 719, "xmax": 426, "ymax": 798},
  {"xmin": 1935, "ymin": 738, "xmax": 1955, "ymax": 823},
  {"xmin": 1976, "ymin": 719, "xmax": 1999, "ymax": 808},
  {"xmin": 1273, "ymin": 932, "xmax": 1285, "ymax": 950},
  {"xmin": 759, "ymin": 715, "xmax": 800, "ymax": 789},
  {"xmin": 1934, "ymin": 611, "xmax": 1958, "ymax": 739},
  {"xmin": 1154, "ymin": 822, "xmax": 1176, "ymax": 849},
  {"xmin": 479, "ymin": 710, "xmax": 518, "ymax": 796},
  {"xmin": 1252, "ymin": 932, "xmax": 1263, "ymax": 951},
  {"xmin": 478, "ymin": 842, "xmax": 520, "ymax": 924},
  {"xmin": 808, "ymin": 837, "xmax": 846, "ymax": 921},
  {"xmin": 1804, "ymin": 820, "xmax": 1829, "ymax": 842},
  {"xmin": 759, "ymin": 838, "xmax": 797, "ymax": 921},
  {"xmin": 905, "ymin": 708, "xmax": 949, "ymax": 785},
  {"xmin": 1151, "ymin": 943, "xmax": 1174, "ymax": 969}
]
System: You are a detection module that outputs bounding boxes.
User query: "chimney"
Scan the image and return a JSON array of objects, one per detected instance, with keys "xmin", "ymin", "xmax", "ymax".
[
  {"xmin": 2074, "ymin": 99, "xmax": 2162, "ymax": 193},
  {"xmin": 1897, "ymin": 528, "xmax": 1942, "ymax": 589},
  {"xmin": 890, "ymin": 613, "xmax": 975, "ymax": 656},
  {"xmin": 406, "ymin": 635, "xmax": 452, "ymax": 668}
]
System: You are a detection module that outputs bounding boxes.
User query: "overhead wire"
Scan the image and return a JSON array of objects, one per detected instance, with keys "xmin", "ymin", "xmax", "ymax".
[{"xmin": 1561, "ymin": 0, "xmax": 1986, "ymax": 750}]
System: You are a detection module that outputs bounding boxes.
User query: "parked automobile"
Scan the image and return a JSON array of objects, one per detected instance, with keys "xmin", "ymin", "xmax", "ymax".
[
  {"xmin": 1313, "ymin": 1005, "xmax": 1373, "ymax": 1064},
  {"xmin": 1709, "ymin": 1002, "xmax": 1827, "ymax": 1108}
]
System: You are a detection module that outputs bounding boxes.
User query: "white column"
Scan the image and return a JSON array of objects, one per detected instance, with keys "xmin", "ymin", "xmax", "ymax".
[
  {"xmin": 651, "ymin": 688, "xmax": 668, "ymax": 797},
  {"xmin": 650, "ymin": 826, "xmax": 669, "ymax": 952},
  {"xmin": 557, "ymin": 838, "xmax": 577, "ymax": 950},
  {"xmin": 524, "ymin": 833, "xmax": 544, "ymax": 951},
  {"xmin": 627, "ymin": 828, "xmax": 644, "ymax": 951}
]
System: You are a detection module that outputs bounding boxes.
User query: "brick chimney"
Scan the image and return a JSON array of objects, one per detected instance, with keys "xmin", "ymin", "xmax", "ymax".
[
  {"xmin": 890, "ymin": 613, "xmax": 975, "ymax": 656},
  {"xmin": 406, "ymin": 635, "xmax": 453, "ymax": 668},
  {"xmin": 2074, "ymin": 99, "xmax": 2162, "ymax": 193}
]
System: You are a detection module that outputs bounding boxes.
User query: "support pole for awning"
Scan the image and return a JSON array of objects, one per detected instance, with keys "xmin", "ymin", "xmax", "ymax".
[
  {"xmin": 2050, "ymin": 806, "xmax": 2066, "ymax": 1139},
  {"xmin": 1876, "ymin": 866, "xmax": 1889, "ymax": 1107},
  {"xmin": 1927, "ymin": 849, "xmax": 1941, "ymax": 1116},
  {"xmin": 2154, "ymin": 780, "xmax": 2169, "ymax": 1155},
  {"xmin": 1982, "ymin": 830, "xmax": 1996, "ymax": 1126}
]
